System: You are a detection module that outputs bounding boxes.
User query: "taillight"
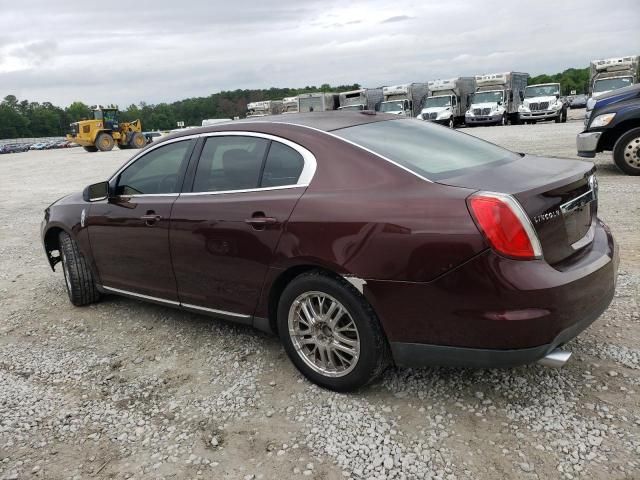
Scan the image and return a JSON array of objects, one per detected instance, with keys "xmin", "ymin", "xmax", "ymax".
[{"xmin": 467, "ymin": 192, "xmax": 542, "ymax": 260}]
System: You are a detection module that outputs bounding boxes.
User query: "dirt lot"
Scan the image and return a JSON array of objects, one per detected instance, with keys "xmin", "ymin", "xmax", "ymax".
[{"xmin": 1, "ymin": 115, "xmax": 638, "ymax": 480}]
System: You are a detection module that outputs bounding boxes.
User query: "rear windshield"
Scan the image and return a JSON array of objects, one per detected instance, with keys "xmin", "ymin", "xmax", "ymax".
[{"xmin": 332, "ymin": 119, "xmax": 516, "ymax": 180}]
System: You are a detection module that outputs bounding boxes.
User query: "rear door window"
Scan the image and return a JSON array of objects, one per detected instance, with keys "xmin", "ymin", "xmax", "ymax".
[
  {"xmin": 261, "ymin": 142, "xmax": 305, "ymax": 187},
  {"xmin": 192, "ymin": 136, "xmax": 269, "ymax": 192}
]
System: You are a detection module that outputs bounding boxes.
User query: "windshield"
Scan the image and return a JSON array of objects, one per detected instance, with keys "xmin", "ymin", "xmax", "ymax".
[
  {"xmin": 380, "ymin": 102, "xmax": 404, "ymax": 112},
  {"xmin": 339, "ymin": 105, "xmax": 364, "ymax": 111},
  {"xmin": 425, "ymin": 96, "xmax": 452, "ymax": 108},
  {"xmin": 525, "ymin": 85, "xmax": 560, "ymax": 98},
  {"xmin": 593, "ymin": 77, "xmax": 633, "ymax": 93},
  {"xmin": 471, "ymin": 91, "xmax": 503, "ymax": 104},
  {"xmin": 332, "ymin": 119, "xmax": 515, "ymax": 180}
]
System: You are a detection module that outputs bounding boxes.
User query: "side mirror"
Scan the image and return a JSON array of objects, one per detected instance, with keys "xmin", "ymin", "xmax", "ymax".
[
  {"xmin": 519, "ymin": 91, "xmax": 524, "ymax": 101},
  {"xmin": 555, "ymin": 93, "xmax": 560, "ymax": 99},
  {"xmin": 83, "ymin": 181, "xmax": 110, "ymax": 202},
  {"xmin": 509, "ymin": 91, "xmax": 514, "ymax": 102}
]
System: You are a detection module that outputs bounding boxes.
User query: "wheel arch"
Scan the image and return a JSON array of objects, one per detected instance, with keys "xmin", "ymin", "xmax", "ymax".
[
  {"xmin": 266, "ymin": 263, "xmax": 367, "ymax": 335},
  {"xmin": 600, "ymin": 119, "xmax": 640, "ymax": 152},
  {"xmin": 43, "ymin": 224, "xmax": 71, "ymax": 270}
]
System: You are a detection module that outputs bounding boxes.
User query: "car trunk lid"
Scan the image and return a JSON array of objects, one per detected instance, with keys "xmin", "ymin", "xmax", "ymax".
[{"xmin": 438, "ymin": 155, "xmax": 597, "ymax": 265}]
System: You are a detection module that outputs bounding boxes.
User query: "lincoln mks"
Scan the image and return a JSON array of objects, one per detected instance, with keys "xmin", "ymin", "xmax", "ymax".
[{"xmin": 42, "ymin": 112, "xmax": 618, "ymax": 391}]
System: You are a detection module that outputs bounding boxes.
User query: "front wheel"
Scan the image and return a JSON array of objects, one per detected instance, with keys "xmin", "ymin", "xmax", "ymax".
[
  {"xmin": 499, "ymin": 114, "xmax": 507, "ymax": 126},
  {"xmin": 277, "ymin": 272, "xmax": 389, "ymax": 392},
  {"xmin": 613, "ymin": 127, "xmax": 640, "ymax": 176},
  {"xmin": 448, "ymin": 117, "xmax": 454, "ymax": 129},
  {"xmin": 130, "ymin": 132, "xmax": 146, "ymax": 149},
  {"xmin": 95, "ymin": 133, "xmax": 115, "ymax": 152},
  {"xmin": 59, "ymin": 232, "xmax": 101, "ymax": 306},
  {"xmin": 561, "ymin": 108, "xmax": 568, "ymax": 123}
]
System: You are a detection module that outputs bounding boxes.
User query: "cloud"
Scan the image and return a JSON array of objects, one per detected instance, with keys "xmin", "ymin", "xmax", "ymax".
[
  {"xmin": 0, "ymin": 0, "xmax": 637, "ymax": 106},
  {"xmin": 380, "ymin": 15, "xmax": 413, "ymax": 24}
]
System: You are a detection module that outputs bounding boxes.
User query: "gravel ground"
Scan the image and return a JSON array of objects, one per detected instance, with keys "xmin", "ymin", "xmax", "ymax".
[{"xmin": 1, "ymin": 114, "xmax": 638, "ymax": 480}]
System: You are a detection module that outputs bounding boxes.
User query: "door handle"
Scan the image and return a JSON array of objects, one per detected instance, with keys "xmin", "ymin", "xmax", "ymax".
[
  {"xmin": 244, "ymin": 217, "xmax": 278, "ymax": 226},
  {"xmin": 141, "ymin": 214, "xmax": 162, "ymax": 226}
]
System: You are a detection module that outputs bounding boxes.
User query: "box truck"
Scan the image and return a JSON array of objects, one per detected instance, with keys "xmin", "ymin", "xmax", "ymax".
[
  {"xmin": 246, "ymin": 100, "xmax": 283, "ymax": 117},
  {"xmin": 518, "ymin": 82, "xmax": 567, "ymax": 124},
  {"xmin": 297, "ymin": 93, "xmax": 339, "ymax": 113},
  {"xmin": 338, "ymin": 88, "xmax": 384, "ymax": 111},
  {"xmin": 465, "ymin": 72, "xmax": 529, "ymax": 126},
  {"xmin": 420, "ymin": 77, "xmax": 476, "ymax": 128},
  {"xmin": 379, "ymin": 83, "xmax": 428, "ymax": 116}
]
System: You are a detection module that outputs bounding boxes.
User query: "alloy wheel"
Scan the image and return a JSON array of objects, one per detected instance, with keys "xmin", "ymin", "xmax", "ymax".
[{"xmin": 288, "ymin": 291, "xmax": 360, "ymax": 378}]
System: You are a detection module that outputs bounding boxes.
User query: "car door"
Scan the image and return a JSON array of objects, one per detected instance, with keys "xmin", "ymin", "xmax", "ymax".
[
  {"xmin": 170, "ymin": 132, "xmax": 314, "ymax": 319},
  {"xmin": 87, "ymin": 138, "xmax": 196, "ymax": 301}
]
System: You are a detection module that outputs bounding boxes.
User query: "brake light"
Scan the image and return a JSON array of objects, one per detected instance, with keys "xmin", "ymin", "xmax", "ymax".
[{"xmin": 467, "ymin": 192, "xmax": 542, "ymax": 260}]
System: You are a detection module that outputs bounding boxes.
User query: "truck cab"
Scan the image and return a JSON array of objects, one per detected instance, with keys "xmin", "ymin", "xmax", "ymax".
[
  {"xmin": 518, "ymin": 83, "xmax": 567, "ymax": 124},
  {"xmin": 380, "ymin": 84, "xmax": 428, "ymax": 117},
  {"xmin": 246, "ymin": 100, "xmax": 283, "ymax": 117},
  {"xmin": 465, "ymin": 72, "xmax": 528, "ymax": 126},
  {"xmin": 338, "ymin": 88, "xmax": 384, "ymax": 112},
  {"xmin": 421, "ymin": 77, "xmax": 475, "ymax": 128},
  {"xmin": 420, "ymin": 95, "xmax": 456, "ymax": 126}
]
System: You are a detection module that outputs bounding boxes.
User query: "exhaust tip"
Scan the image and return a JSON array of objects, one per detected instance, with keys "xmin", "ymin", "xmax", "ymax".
[{"xmin": 538, "ymin": 349, "xmax": 572, "ymax": 368}]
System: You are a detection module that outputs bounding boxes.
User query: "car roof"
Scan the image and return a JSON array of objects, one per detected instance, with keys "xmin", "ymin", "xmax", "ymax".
[{"xmin": 161, "ymin": 111, "xmax": 400, "ymax": 143}]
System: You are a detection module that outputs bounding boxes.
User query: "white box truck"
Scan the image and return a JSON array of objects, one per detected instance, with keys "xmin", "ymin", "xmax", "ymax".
[
  {"xmin": 379, "ymin": 83, "xmax": 428, "ymax": 116},
  {"xmin": 246, "ymin": 100, "xmax": 283, "ymax": 117},
  {"xmin": 589, "ymin": 56, "xmax": 639, "ymax": 100},
  {"xmin": 420, "ymin": 77, "xmax": 476, "ymax": 128},
  {"xmin": 338, "ymin": 88, "xmax": 384, "ymax": 111},
  {"xmin": 282, "ymin": 97, "xmax": 299, "ymax": 114},
  {"xmin": 518, "ymin": 82, "xmax": 567, "ymax": 124},
  {"xmin": 297, "ymin": 93, "xmax": 339, "ymax": 113},
  {"xmin": 465, "ymin": 72, "xmax": 529, "ymax": 126}
]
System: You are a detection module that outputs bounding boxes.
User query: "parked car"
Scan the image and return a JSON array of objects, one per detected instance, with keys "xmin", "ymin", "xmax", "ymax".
[
  {"xmin": 30, "ymin": 142, "xmax": 48, "ymax": 150},
  {"xmin": 570, "ymin": 94, "xmax": 587, "ymax": 109},
  {"xmin": 0, "ymin": 143, "xmax": 29, "ymax": 153},
  {"xmin": 577, "ymin": 83, "xmax": 640, "ymax": 175},
  {"xmin": 42, "ymin": 112, "xmax": 618, "ymax": 391}
]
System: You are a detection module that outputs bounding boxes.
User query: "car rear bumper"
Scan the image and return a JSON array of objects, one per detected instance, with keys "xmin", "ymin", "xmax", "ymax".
[
  {"xmin": 364, "ymin": 220, "xmax": 618, "ymax": 367},
  {"xmin": 577, "ymin": 131, "xmax": 602, "ymax": 158}
]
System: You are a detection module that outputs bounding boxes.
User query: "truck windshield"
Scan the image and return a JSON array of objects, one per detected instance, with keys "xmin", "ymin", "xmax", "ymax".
[
  {"xmin": 593, "ymin": 77, "xmax": 633, "ymax": 93},
  {"xmin": 339, "ymin": 105, "xmax": 365, "ymax": 111},
  {"xmin": 425, "ymin": 96, "xmax": 451, "ymax": 108},
  {"xmin": 471, "ymin": 91, "xmax": 503, "ymax": 104},
  {"xmin": 333, "ymin": 119, "xmax": 515, "ymax": 180},
  {"xmin": 380, "ymin": 102, "xmax": 404, "ymax": 112},
  {"xmin": 525, "ymin": 85, "xmax": 560, "ymax": 97}
]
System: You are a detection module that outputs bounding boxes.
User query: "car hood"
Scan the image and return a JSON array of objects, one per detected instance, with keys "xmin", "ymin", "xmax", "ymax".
[
  {"xmin": 48, "ymin": 191, "xmax": 83, "ymax": 209},
  {"xmin": 523, "ymin": 95, "xmax": 557, "ymax": 106},
  {"xmin": 421, "ymin": 106, "xmax": 450, "ymax": 115},
  {"xmin": 469, "ymin": 102, "xmax": 499, "ymax": 110}
]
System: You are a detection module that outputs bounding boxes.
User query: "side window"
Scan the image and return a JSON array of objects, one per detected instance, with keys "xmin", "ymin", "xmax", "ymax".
[
  {"xmin": 452, "ymin": 96, "xmax": 457, "ymax": 107},
  {"xmin": 193, "ymin": 136, "xmax": 269, "ymax": 192},
  {"xmin": 261, "ymin": 142, "xmax": 305, "ymax": 187},
  {"xmin": 116, "ymin": 140, "xmax": 193, "ymax": 195}
]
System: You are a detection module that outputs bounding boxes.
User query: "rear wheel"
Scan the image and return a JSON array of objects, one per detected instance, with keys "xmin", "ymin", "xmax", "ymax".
[
  {"xmin": 613, "ymin": 127, "xmax": 640, "ymax": 176},
  {"xmin": 95, "ymin": 133, "xmax": 115, "ymax": 152},
  {"xmin": 130, "ymin": 132, "xmax": 146, "ymax": 149},
  {"xmin": 83, "ymin": 146, "xmax": 98, "ymax": 152},
  {"xmin": 277, "ymin": 272, "xmax": 389, "ymax": 392},
  {"xmin": 59, "ymin": 231, "xmax": 101, "ymax": 306}
]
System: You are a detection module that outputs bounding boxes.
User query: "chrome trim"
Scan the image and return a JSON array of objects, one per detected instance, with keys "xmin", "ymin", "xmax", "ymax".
[
  {"xmin": 115, "ymin": 193, "xmax": 180, "ymax": 199},
  {"xmin": 571, "ymin": 226, "xmax": 595, "ymax": 250},
  {"xmin": 181, "ymin": 302, "xmax": 250, "ymax": 319},
  {"xmin": 109, "ymin": 131, "xmax": 317, "ymax": 192},
  {"xmin": 101, "ymin": 286, "xmax": 250, "ymax": 319},
  {"xmin": 101, "ymin": 285, "xmax": 180, "ymax": 306},
  {"xmin": 560, "ymin": 189, "xmax": 596, "ymax": 215},
  {"xmin": 180, "ymin": 184, "xmax": 307, "ymax": 197}
]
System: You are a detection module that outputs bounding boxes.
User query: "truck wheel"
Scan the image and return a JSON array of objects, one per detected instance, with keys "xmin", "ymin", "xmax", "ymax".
[
  {"xmin": 613, "ymin": 127, "xmax": 640, "ymax": 176},
  {"xmin": 83, "ymin": 146, "xmax": 98, "ymax": 152},
  {"xmin": 59, "ymin": 231, "xmax": 101, "ymax": 306},
  {"xmin": 500, "ymin": 114, "xmax": 507, "ymax": 126},
  {"xmin": 448, "ymin": 117, "xmax": 454, "ymax": 129},
  {"xmin": 95, "ymin": 133, "xmax": 115, "ymax": 152},
  {"xmin": 277, "ymin": 271, "xmax": 390, "ymax": 392},
  {"xmin": 130, "ymin": 132, "xmax": 146, "ymax": 149},
  {"xmin": 555, "ymin": 110, "xmax": 562, "ymax": 123},
  {"xmin": 561, "ymin": 108, "xmax": 568, "ymax": 123}
]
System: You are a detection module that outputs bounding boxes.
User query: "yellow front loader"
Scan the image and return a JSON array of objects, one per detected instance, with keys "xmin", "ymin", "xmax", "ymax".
[{"xmin": 67, "ymin": 106, "xmax": 146, "ymax": 152}]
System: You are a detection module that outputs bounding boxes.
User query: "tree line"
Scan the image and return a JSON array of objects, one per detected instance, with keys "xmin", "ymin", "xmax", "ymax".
[{"xmin": 0, "ymin": 67, "xmax": 591, "ymax": 140}]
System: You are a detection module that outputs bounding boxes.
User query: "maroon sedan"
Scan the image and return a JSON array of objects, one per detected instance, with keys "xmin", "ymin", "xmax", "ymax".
[{"xmin": 42, "ymin": 112, "xmax": 618, "ymax": 391}]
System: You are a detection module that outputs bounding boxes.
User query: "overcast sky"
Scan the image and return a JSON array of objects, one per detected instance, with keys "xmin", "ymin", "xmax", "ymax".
[{"xmin": 0, "ymin": 0, "xmax": 638, "ymax": 107}]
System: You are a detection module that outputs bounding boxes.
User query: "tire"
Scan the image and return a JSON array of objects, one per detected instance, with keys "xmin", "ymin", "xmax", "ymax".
[
  {"xmin": 555, "ymin": 110, "xmax": 562, "ymax": 123},
  {"xmin": 58, "ymin": 231, "xmax": 101, "ymax": 306},
  {"xmin": 130, "ymin": 132, "xmax": 146, "ymax": 149},
  {"xmin": 447, "ymin": 117, "xmax": 454, "ymax": 129},
  {"xmin": 499, "ymin": 114, "xmax": 507, "ymax": 126},
  {"xmin": 511, "ymin": 115, "xmax": 520, "ymax": 125},
  {"xmin": 277, "ymin": 271, "xmax": 389, "ymax": 392},
  {"xmin": 83, "ymin": 146, "xmax": 98, "ymax": 152},
  {"xmin": 613, "ymin": 127, "xmax": 640, "ymax": 176},
  {"xmin": 95, "ymin": 133, "xmax": 115, "ymax": 152},
  {"xmin": 561, "ymin": 108, "xmax": 568, "ymax": 123},
  {"xmin": 117, "ymin": 143, "xmax": 131, "ymax": 150}
]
